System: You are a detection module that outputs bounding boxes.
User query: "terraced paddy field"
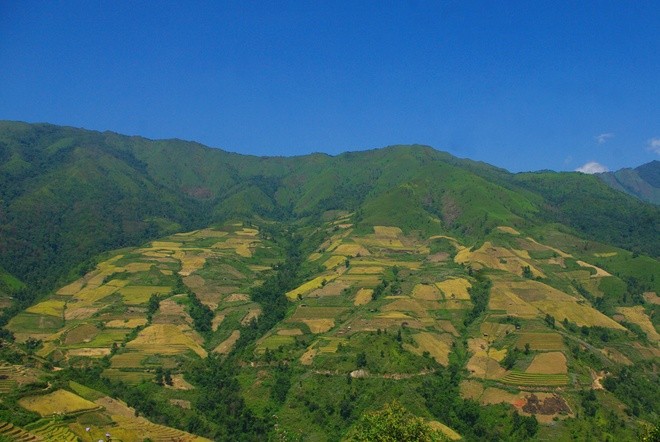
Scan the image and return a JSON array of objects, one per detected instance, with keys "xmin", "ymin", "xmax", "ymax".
[
  {"xmin": 214, "ymin": 330, "xmax": 241, "ymax": 354},
  {"xmin": 526, "ymin": 352, "xmax": 568, "ymax": 374},
  {"xmin": 126, "ymin": 324, "xmax": 207, "ymax": 357},
  {"xmin": 26, "ymin": 420, "xmax": 79, "ymax": 441},
  {"xmin": 286, "ymin": 275, "xmax": 339, "ymax": 300},
  {"xmin": 407, "ymin": 332, "xmax": 453, "ymax": 365},
  {"xmin": 19, "ymin": 389, "xmax": 100, "ymax": 416},
  {"xmin": 435, "ymin": 278, "xmax": 471, "ymax": 300},
  {"xmin": 515, "ymin": 333, "xmax": 565, "ymax": 351},
  {"xmin": 0, "ymin": 421, "xmax": 40, "ymax": 441},
  {"xmin": 616, "ymin": 306, "xmax": 660, "ymax": 342},
  {"xmin": 500, "ymin": 371, "xmax": 570, "ymax": 387}
]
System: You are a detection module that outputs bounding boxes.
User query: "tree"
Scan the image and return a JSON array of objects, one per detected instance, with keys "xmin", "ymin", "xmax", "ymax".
[
  {"xmin": 544, "ymin": 314, "xmax": 555, "ymax": 329},
  {"xmin": 356, "ymin": 351, "xmax": 367, "ymax": 368},
  {"xmin": 347, "ymin": 401, "xmax": 445, "ymax": 441}
]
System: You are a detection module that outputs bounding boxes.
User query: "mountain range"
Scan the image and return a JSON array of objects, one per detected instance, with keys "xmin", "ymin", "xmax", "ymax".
[{"xmin": 0, "ymin": 121, "xmax": 657, "ymax": 441}]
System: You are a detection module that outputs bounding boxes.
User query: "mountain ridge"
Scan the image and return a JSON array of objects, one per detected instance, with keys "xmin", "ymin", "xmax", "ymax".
[
  {"xmin": 597, "ymin": 160, "xmax": 660, "ymax": 205},
  {"xmin": 1, "ymin": 121, "xmax": 657, "ymax": 292}
]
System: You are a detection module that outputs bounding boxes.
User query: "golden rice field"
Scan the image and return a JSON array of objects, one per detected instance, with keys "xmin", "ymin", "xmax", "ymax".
[
  {"xmin": 173, "ymin": 250, "xmax": 208, "ymax": 275},
  {"xmin": 302, "ymin": 319, "xmax": 335, "ymax": 333},
  {"xmin": 373, "ymin": 226, "xmax": 403, "ymax": 237},
  {"xmin": 286, "ymin": 275, "xmax": 338, "ymax": 300},
  {"xmin": 241, "ymin": 308, "xmax": 262, "ymax": 325},
  {"xmin": 488, "ymin": 282, "xmax": 538, "ymax": 318},
  {"xmin": 121, "ymin": 262, "xmax": 154, "ymax": 273},
  {"xmin": 308, "ymin": 280, "xmax": 351, "ymax": 298},
  {"xmin": 479, "ymin": 322, "xmax": 515, "ymax": 340},
  {"xmin": 214, "ymin": 330, "xmax": 241, "ymax": 354},
  {"xmin": 427, "ymin": 421, "xmax": 462, "ymax": 441},
  {"xmin": 435, "ymin": 278, "xmax": 471, "ymax": 300},
  {"xmin": 409, "ymin": 332, "xmax": 452, "ymax": 365},
  {"xmin": 594, "ymin": 252, "xmax": 617, "ymax": 257},
  {"xmin": 236, "ymin": 227, "xmax": 259, "ymax": 236},
  {"xmin": 333, "ymin": 243, "xmax": 370, "ymax": 257},
  {"xmin": 317, "ymin": 337, "xmax": 346, "ymax": 353},
  {"xmin": 126, "ymin": 324, "xmax": 207, "ymax": 357},
  {"xmin": 73, "ymin": 284, "xmax": 119, "ymax": 304},
  {"xmin": 338, "ymin": 274, "xmax": 381, "ymax": 286},
  {"xmin": 496, "ymin": 226, "xmax": 520, "ymax": 235},
  {"xmin": 291, "ymin": 306, "xmax": 347, "ymax": 320},
  {"xmin": 515, "ymin": 333, "xmax": 564, "ymax": 351},
  {"xmin": 616, "ymin": 306, "xmax": 660, "ymax": 342},
  {"xmin": 256, "ymin": 335, "xmax": 296, "ymax": 352},
  {"xmin": 67, "ymin": 348, "xmax": 111, "ymax": 357},
  {"xmin": 212, "ymin": 314, "xmax": 225, "ymax": 331},
  {"xmin": 643, "ymin": 292, "xmax": 660, "ymax": 305},
  {"xmin": 323, "ymin": 255, "xmax": 347, "ymax": 269},
  {"xmin": 347, "ymin": 266, "xmax": 384, "ymax": 274},
  {"xmin": 480, "ymin": 387, "xmax": 524, "ymax": 406},
  {"xmin": 25, "ymin": 300, "xmax": 65, "ymax": 317},
  {"xmin": 467, "ymin": 355, "xmax": 506, "ymax": 380},
  {"xmin": 105, "ymin": 318, "xmax": 148, "ymax": 328},
  {"xmin": 455, "ymin": 242, "xmax": 545, "ymax": 278},
  {"xmin": 354, "ymin": 288, "xmax": 373, "ymax": 305},
  {"xmin": 353, "ymin": 259, "xmax": 422, "ymax": 270},
  {"xmin": 56, "ymin": 278, "xmax": 86, "ymax": 295},
  {"xmin": 63, "ymin": 323, "xmax": 99, "ymax": 345},
  {"xmin": 300, "ymin": 347, "xmax": 318, "ymax": 365},
  {"xmin": 460, "ymin": 380, "xmax": 485, "ymax": 400},
  {"xmin": 500, "ymin": 371, "xmax": 569, "ymax": 387},
  {"xmin": 526, "ymin": 352, "xmax": 568, "ymax": 374},
  {"xmin": 19, "ymin": 389, "xmax": 99, "ymax": 416},
  {"xmin": 119, "ymin": 286, "xmax": 171, "ymax": 305},
  {"xmin": 377, "ymin": 311, "xmax": 413, "ymax": 319},
  {"xmin": 277, "ymin": 328, "xmax": 303, "ymax": 336},
  {"xmin": 111, "ymin": 352, "xmax": 146, "ymax": 368},
  {"xmin": 411, "ymin": 284, "xmax": 442, "ymax": 301},
  {"xmin": 151, "ymin": 241, "xmax": 182, "ymax": 249},
  {"xmin": 225, "ymin": 293, "xmax": 250, "ymax": 302},
  {"xmin": 576, "ymin": 260, "xmax": 611, "ymax": 277},
  {"xmin": 382, "ymin": 298, "xmax": 438, "ymax": 319},
  {"xmin": 354, "ymin": 237, "xmax": 406, "ymax": 249}
]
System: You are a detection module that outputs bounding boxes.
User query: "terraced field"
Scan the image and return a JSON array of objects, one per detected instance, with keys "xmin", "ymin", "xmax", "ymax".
[
  {"xmin": 0, "ymin": 421, "xmax": 40, "ymax": 441},
  {"xmin": 27, "ymin": 420, "xmax": 78, "ymax": 442},
  {"xmin": 500, "ymin": 370, "xmax": 570, "ymax": 387}
]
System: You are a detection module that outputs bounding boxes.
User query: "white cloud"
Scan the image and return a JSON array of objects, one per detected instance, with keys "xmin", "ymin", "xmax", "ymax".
[
  {"xmin": 648, "ymin": 137, "xmax": 660, "ymax": 154},
  {"xmin": 575, "ymin": 161, "xmax": 608, "ymax": 174},
  {"xmin": 595, "ymin": 133, "xmax": 614, "ymax": 144}
]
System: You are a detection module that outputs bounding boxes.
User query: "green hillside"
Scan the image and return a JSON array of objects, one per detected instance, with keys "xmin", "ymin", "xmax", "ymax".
[{"xmin": 0, "ymin": 121, "xmax": 658, "ymax": 441}]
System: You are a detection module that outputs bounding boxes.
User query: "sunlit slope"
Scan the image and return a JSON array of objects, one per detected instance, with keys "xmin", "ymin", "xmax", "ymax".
[
  {"xmin": 5, "ymin": 215, "xmax": 658, "ymax": 440},
  {"xmin": 7, "ymin": 224, "xmax": 281, "ymax": 380}
]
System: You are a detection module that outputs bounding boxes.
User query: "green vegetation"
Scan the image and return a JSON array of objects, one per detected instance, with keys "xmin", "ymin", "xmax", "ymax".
[{"xmin": 0, "ymin": 122, "xmax": 658, "ymax": 441}]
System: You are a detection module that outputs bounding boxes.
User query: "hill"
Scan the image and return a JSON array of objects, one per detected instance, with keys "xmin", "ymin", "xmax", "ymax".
[
  {"xmin": 0, "ymin": 121, "xmax": 658, "ymax": 441},
  {"xmin": 1, "ymin": 121, "xmax": 657, "ymax": 292},
  {"xmin": 597, "ymin": 160, "xmax": 660, "ymax": 205}
]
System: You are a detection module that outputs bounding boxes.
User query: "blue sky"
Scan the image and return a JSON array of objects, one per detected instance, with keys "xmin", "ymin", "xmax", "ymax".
[{"xmin": 1, "ymin": 1, "xmax": 658, "ymax": 173}]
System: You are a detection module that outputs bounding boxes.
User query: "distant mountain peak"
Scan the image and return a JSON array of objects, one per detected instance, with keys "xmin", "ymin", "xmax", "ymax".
[{"xmin": 597, "ymin": 160, "xmax": 660, "ymax": 205}]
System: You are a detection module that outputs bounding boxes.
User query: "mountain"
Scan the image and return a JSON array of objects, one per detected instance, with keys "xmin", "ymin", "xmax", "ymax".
[
  {"xmin": 0, "ymin": 121, "xmax": 658, "ymax": 441},
  {"xmin": 1, "ymin": 121, "xmax": 657, "ymax": 291},
  {"xmin": 597, "ymin": 160, "xmax": 660, "ymax": 205}
]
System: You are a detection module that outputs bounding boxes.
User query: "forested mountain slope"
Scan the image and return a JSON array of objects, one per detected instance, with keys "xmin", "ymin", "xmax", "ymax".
[
  {"xmin": 597, "ymin": 160, "xmax": 660, "ymax": 205},
  {"xmin": 1, "ymin": 121, "xmax": 657, "ymax": 293}
]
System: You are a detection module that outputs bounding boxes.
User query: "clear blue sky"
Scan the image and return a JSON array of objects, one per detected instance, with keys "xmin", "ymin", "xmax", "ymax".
[{"xmin": 1, "ymin": 1, "xmax": 658, "ymax": 172}]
